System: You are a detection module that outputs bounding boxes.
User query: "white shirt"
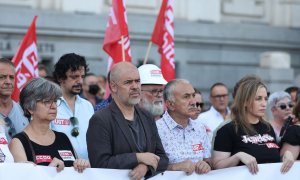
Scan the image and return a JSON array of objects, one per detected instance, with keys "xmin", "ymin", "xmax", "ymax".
[
  {"xmin": 51, "ymin": 95, "xmax": 94, "ymax": 160},
  {"xmin": 196, "ymin": 106, "xmax": 230, "ymax": 141},
  {"xmin": 0, "ymin": 125, "xmax": 14, "ymax": 163}
]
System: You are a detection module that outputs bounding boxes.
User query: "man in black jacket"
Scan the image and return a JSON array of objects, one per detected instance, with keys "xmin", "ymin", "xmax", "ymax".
[{"xmin": 87, "ymin": 62, "xmax": 168, "ymax": 179}]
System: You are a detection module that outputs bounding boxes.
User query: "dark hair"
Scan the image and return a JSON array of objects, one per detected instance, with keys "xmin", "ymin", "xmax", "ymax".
[
  {"xmin": 210, "ymin": 82, "xmax": 227, "ymax": 95},
  {"xmin": 0, "ymin": 58, "xmax": 14, "ymax": 68},
  {"xmin": 53, "ymin": 53, "xmax": 89, "ymax": 84},
  {"xmin": 194, "ymin": 88, "xmax": 202, "ymax": 95},
  {"xmin": 285, "ymin": 86, "xmax": 299, "ymax": 94}
]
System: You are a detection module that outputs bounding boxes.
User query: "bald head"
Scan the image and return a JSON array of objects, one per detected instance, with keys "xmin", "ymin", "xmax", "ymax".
[
  {"xmin": 110, "ymin": 62, "xmax": 138, "ymax": 83},
  {"xmin": 109, "ymin": 62, "xmax": 141, "ymax": 107}
]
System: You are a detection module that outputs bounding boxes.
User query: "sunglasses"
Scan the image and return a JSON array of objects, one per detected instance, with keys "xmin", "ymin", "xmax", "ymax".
[
  {"xmin": 196, "ymin": 102, "xmax": 204, "ymax": 109},
  {"xmin": 69, "ymin": 117, "xmax": 79, "ymax": 137},
  {"xmin": 0, "ymin": 149, "xmax": 6, "ymax": 163},
  {"xmin": 4, "ymin": 116, "xmax": 16, "ymax": 138},
  {"xmin": 276, "ymin": 103, "xmax": 294, "ymax": 110}
]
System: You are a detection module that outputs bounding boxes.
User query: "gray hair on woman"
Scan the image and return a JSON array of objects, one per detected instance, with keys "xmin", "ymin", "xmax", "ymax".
[
  {"xmin": 19, "ymin": 77, "xmax": 62, "ymax": 119},
  {"xmin": 268, "ymin": 91, "xmax": 291, "ymax": 109},
  {"xmin": 163, "ymin": 79, "xmax": 190, "ymax": 102}
]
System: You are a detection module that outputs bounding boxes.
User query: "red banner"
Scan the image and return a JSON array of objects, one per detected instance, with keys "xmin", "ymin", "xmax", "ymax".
[
  {"xmin": 151, "ymin": 0, "xmax": 175, "ymax": 81},
  {"xmin": 12, "ymin": 16, "xmax": 39, "ymax": 102},
  {"xmin": 103, "ymin": 0, "xmax": 131, "ymax": 63}
]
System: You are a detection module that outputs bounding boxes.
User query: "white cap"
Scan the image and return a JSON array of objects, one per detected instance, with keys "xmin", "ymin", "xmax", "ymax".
[{"xmin": 138, "ymin": 64, "xmax": 167, "ymax": 85}]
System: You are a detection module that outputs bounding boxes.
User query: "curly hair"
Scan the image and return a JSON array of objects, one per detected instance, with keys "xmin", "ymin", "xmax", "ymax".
[{"xmin": 53, "ymin": 53, "xmax": 89, "ymax": 84}]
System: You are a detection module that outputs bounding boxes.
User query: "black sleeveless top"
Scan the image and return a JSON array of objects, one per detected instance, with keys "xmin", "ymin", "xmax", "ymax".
[{"xmin": 14, "ymin": 131, "xmax": 76, "ymax": 167}]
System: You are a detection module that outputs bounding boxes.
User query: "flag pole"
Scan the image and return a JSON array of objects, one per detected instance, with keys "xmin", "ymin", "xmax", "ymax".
[
  {"xmin": 121, "ymin": 35, "xmax": 125, "ymax": 62},
  {"xmin": 143, "ymin": 41, "xmax": 152, "ymax": 64}
]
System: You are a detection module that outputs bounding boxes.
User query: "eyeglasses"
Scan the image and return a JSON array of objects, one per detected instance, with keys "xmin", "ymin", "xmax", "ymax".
[
  {"xmin": 0, "ymin": 148, "xmax": 6, "ymax": 163},
  {"xmin": 141, "ymin": 89, "xmax": 164, "ymax": 96},
  {"xmin": 70, "ymin": 117, "xmax": 79, "ymax": 137},
  {"xmin": 38, "ymin": 98, "xmax": 62, "ymax": 108},
  {"xmin": 4, "ymin": 116, "xmax": 16, "ymax": 138},
  {"xmin": 211, "ymin": 94, "xmax": 228, "ymax": 100},
  {"xmin": 276, "ymin": 103, "xmax": 294, "ymax": 110},
  {"xmin": 196, "ymin": 102, "xmax": 204, "ymax": 109}
]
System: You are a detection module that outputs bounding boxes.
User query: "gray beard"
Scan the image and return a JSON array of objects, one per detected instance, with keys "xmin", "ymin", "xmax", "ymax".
[{"xmin": 143, "ymin": 98, "xmax": 164, "ymax": 117}]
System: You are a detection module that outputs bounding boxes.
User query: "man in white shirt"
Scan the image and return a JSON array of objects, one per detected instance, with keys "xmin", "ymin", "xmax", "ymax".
[
  {"xmin": 196, "ymin": 82, "xmax": 230, "ymax": 141},
  {"xmin": 51, "ymin": 53, "xmax": 94, "ymax": 160}
]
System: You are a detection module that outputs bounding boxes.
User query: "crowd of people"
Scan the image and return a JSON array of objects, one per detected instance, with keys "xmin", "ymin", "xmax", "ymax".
[{"xmin": 1, "ymin": 53, "xmax": 300, "ymax": 179}]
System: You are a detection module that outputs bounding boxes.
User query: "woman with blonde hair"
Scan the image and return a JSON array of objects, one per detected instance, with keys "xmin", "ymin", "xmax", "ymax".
[{"xmin": 212, "ymin": 76, "xmax": 294, "ymax": 174}]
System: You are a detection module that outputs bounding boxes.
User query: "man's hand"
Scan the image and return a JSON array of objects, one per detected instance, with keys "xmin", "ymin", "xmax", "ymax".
[
  {"xmin": 136, "ymin": 153, "xmax": 160, "ymax": 170},
  {"xmin": 168, "ymin": 160, "xmax": 195, "ymax": 175},
  {"xmin": 129, "ymin": 164, "xmax": 148, "ymax": 180},
  {"xmin": 195, "ymin": 160, "xmax": 211, "ymax": 174}
]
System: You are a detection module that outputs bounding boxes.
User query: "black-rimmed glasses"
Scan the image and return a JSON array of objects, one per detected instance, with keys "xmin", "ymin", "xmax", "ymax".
[
  {"xmin": 70, "ymin": 117, "xmax": 79, "ymax": 137},
  {"xmin": 141, "ymin": 89, "xmax": 164, "ymax": 96},
  {"xmin": 0, "ymin": 148, "xmax": 6, "ymax": 163},
  {"xmin": 276, "ymin": 103, "xmax": 294, "ymax": 110},
  {"xmin": 4, "ymin": 116, "xmax": 16, "ymax": 138},
  {"xmin": 196, "ymin": 102, "xmax": 204, "ymax": 109}
]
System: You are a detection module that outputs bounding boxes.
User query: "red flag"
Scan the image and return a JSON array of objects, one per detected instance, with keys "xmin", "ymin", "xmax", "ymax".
[
  {"xmin": 12, "ymin": 16, "xmax": 39, "ymax": 102},
  {"xmin": 103, "ymin": 0, "xmax": 131, "ymax": 63},
  {"xmin": 151, "ymin": 0, "xmax": 175, "ymax": 81},
  {"xmin": 103, "ymin": 0, "xmax": 131, "ymax": 98}
]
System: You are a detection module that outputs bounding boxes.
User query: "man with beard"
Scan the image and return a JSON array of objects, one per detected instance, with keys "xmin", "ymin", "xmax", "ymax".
[
  {"xmin": 156, "ymin": 79, "xmax": 211, "ymax": 175},
  {"xmin": 0, "ymin": 58, "xmax": 28, "ymax": 142},
  {"xmin": 51, "ymin": 53, "xmax": 94, "ymax": 160},
  {"xmin": 87, "ymin": 62, "xmax": 168, "ymax": 179},
  {"xmin": 80, "ymin": 73, "xmax": 103, "ymax": 110},
  {"xmin": 138, "ymin": 64, "xmax": 167, "ymax": 120}
]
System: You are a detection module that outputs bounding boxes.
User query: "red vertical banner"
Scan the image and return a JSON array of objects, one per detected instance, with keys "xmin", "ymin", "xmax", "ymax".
[
  {"xmin": 103, "ymin": 0, "xmax": 131, "ymax": 63},
  {"xmin": 151, "ymin": 0, "xmax": 175, "ymax": 81},
  {"xmin": 12, "ymin": 16, "xmax": 39, "ymax": 102},
  {"xmin": 102, "ymin": 0, "xmax": 132, "ymax": 98}
]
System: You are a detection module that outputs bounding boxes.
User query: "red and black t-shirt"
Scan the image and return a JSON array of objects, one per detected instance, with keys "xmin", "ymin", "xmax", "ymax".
[
  {"xmin": 214, "ymin": 121, "xmax": 280, "ymax": 165},
  {"xmin": 14, "ymin": 131, "xmax": 76, "ymax": 167}
]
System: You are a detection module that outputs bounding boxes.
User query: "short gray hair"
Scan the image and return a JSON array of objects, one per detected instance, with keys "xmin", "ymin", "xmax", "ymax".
[
  {"xmin": 20, "ymin": 78, "xmax": 62, "ymax": 119},
  {"xmin": 268, "ymin": 91, "xmax": 291, "ymax": 109},
  {"xmin": 163, "ymin": 79, "xmax": 190, "ymax": 102}
]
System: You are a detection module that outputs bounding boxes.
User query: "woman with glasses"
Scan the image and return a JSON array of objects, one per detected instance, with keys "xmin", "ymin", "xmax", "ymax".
[
  {"xmin": 0, "ymin": 118, "xmax": 14, "ymax": 163},
  {"xmin": 9, "ymin": 78, "xmax": 90, "ymax": 172},
  {"xmin": 268, "ymin": 91, "xmax": 295, "ymax": 142},
  {"xmin": 280, "ymin": 98, "xmax": 300, "ymax": 162},
  {"xmin": 212, "ymin": 76, "xmax": 294, "ymax": 174}
]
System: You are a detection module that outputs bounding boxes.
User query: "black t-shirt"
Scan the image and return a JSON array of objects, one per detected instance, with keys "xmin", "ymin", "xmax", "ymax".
[
  {"xmin": 281, "ymin": 125, "xmax": 300, "ymax": 160},
  {"xmin": 126, "ymin": 112, "xmax": 147, "ymax": 152},
  {"xmin": 214, "ymin": 121, "xmax": 280, "ymax": 165},
  {"xmin": 14, "ymin": 131, "xmax": 76, "ymax": 167}
]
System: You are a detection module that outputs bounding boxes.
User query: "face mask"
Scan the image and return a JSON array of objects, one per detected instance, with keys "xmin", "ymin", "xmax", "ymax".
[{"xmin": 88, "ymin": 84, "xmax": 100, "ymax": 95}]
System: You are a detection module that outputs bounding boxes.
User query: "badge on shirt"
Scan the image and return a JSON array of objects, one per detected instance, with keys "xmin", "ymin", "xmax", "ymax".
[
  {"xmin": 0, "ymin": 137, "xmax": 8, "ymax": 145},
  {"xmin": 192, "ymin": 144, "xmax": 204, "ymax": 152},
  {"xmin": 58, "ymin": 150, "xmax": 75, "ymax": 161},
  {"xmin": 53, "ymin": 118, "xmax": 70, "ymax": 125},
  {"xmin": 35, "ymin": 155, "xmax": 52, "ymax": 164},
  {"xmin": 266, "ymin": 143, "xmax": 280, "ymax": 149}
]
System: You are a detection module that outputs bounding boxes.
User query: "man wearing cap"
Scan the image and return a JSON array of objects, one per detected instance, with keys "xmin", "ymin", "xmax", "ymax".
[{"xmin": 138, "ymin": 64, "xmax": 167, "ymax": 120}]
